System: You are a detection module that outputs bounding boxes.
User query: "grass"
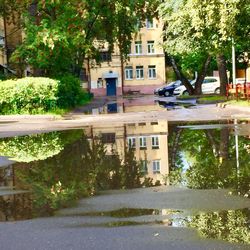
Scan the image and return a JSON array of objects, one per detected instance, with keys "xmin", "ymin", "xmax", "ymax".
[
  {"xmin": 177, "ymin": 94, "xmax": 227, "ymax": 103},
  {"xmin": 198, "ymin": 95, "xmax": 227, "ymax": 103},
  {"xmin": 226, "ymin": 100, "xmax": 250, "ymax": 107}
]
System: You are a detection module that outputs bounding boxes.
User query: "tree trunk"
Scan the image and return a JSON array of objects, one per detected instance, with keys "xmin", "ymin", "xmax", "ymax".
[
  {"xmin": 167, "ymin": 53, "xmax": 194, "ymax": 94},
  {"xmin": 194, "ymin": 55, "xmax": 211, "ymax": 95},
  {"xmin": 205, "ymin": 130, "xmax": 219, "ymax": 157},
  {"xmin": 216, "ymin": 54, "xmax": 228, "ymax": 96},
  {"xmin": 219, "ymin": 128, "xmax": 229, "ymax": 160}
]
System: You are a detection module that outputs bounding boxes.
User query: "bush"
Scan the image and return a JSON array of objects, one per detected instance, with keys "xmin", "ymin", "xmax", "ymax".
[
  {"xmin": 0, "ymin": 76, "xmax": 91, "ymax": 114},
  {"xmin": 0, "ymin": 77, "xmax": 58, "ymax": 114},
  {"xmin": 56, "ymin": 74, "xmax": 90, "ymax": 109}
]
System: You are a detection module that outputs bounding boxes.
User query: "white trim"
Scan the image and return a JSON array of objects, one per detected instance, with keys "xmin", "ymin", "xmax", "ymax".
[{"xmin": 152, "ymin": 160, "xmax": 161, "ymax": 174}]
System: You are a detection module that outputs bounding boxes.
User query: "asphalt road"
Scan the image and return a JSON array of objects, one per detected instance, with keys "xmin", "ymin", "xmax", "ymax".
[{"xmin": 1, "ymin": 187, "xmax": 250, "ymax": 250}]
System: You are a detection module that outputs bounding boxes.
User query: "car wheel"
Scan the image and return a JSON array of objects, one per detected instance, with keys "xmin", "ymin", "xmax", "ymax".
[
  {"xmin": 183, "ymin": 91, "xmax": 189, "ymax": 96},
  {"xmin": 164, "ymin": 91, "xmax": 170, "ymax": 97},
  {"xmin": 214, "ymin": 88, "xmax": 220, "ymax": 94}
]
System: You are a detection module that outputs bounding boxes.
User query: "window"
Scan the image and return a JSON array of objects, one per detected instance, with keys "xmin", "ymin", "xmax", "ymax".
[
  {"xmin": 152, "ymin": 160, "xmax": 161, "ymax": 174},
  {"xmin": 140, "ymin": 160, "xmax": 148, "ymax": 173},
  {"xmin": 97, "ymin": 78, "xmax": 103, "ymax": 88},
  {"xmin": 125, "ymin": 66, "xmax": 133, "ymax": 80},
  {"xmin": 148, "ymin": 65, "xmax": 156, "ymax": 79},
  {"xmin": 100, "ymin": 51, "xmax": 111, "ymax": 62},
  {"xmin": 147, "ymin": 41, "xmax": 155, "ymax": 54},
  {"xmin": 139, "ymin": 136, "xmax": 147, "ymax": 149},
  {"xmin": 127, "ymin": 137, "xmax": 136, "ymax": 148},
  {"xmin": 151, "ymin": 136, "xmax": 159, "ymax": 149},
  {"xmin": 135, "ymin": 41, "xmax": 142, "ymax": 54},
  {"xmin": 136, "ymin": 66, "xmax": 144, "ymax": 79},
  {"xmin": 101, "ymin": 133, "xmax": 115, "ymax": 143},
  {"xmin": 203, "ymin": 78, "xmax": 217, "ymax": 83},
  {"xmin": 146, "ymin": 19, "xmax": 154, "ymax": 29}
]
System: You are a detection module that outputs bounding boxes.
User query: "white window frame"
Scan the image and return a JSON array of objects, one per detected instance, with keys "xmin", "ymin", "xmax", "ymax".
[
  {"xmin": 148, "ymin": 65, "xmax": 156, "ymax": 79},
  {"xmin": 127, "ymin": 137, "xmax": 136, "ymax": 148},
  {"xmin": 136, "ymin": 66, "xmax": 144, "ymax": 79},
  {"xmin": 135, "ymin": 41, "xmax": 142, "ymax": 55},
  {"xmin": 147, "ymin": 41, "xmax": 155, "ymax": 54},
  {"xmin": 125, "ymin": 66, "xmax": 133, "ymax": 80},
  {"xmin": 139, "ymin": 136, "xmax": 147, "ymax": 149},
  {"xmin": 151, "ymin": 136, "xmax": 159, "ymax": 149},
  {"xmin": 152, "ymin": 160, "xmax": 161, "ymax": 174},
  {"xmin": 146, "ymin": 19, "xmax": 154, "ymax": 29}
]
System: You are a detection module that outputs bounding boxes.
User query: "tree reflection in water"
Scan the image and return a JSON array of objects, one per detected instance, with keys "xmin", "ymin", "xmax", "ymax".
[
  {"xmin": 186, "ymin": 209, "xmax": 250, "ymax": 244},
  {"xmin": 0, "ymin": 130, "xmax": 144, "ymax": 219},
  {"xmin": 168, "ymin": 123, "xmax": 250, "ymax": 196}
]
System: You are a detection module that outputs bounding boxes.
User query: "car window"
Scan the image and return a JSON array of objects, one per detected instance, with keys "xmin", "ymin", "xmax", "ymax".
[{"xmin": 204, "ymin": 78, "xmax": 217, "ymax": 83}]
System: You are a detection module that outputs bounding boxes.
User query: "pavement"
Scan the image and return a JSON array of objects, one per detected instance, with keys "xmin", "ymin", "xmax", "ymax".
[
  {"xmin": 0, "ymin": 95, "xmax": 250, "ymax": 138},
  {"xmin": 0, "ymin": 96, "xmax": 250, "ymax": 249},
  {"xmin": 0, "ymin": 186, "xmax": 249, "ymax": 250}
]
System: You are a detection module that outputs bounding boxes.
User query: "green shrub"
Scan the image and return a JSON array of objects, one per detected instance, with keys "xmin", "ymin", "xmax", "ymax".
[
  {"xmin": 0, "ymin": 76, "xmax": 91, "ymax": 114},
  {"xmin": 0, "ymin": 77, "xmax": 58, "ymax": 114},
  {"xmin": 56, "ymin": 74, "xmax": 90, "ymax": 109}
]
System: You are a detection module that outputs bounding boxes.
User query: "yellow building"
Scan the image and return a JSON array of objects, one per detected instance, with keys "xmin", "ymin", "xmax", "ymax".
[
  {"xmin": 89, "ymin": 18, "xmax": 166, "ymax": 96},
  {"xmin": 85, "ymin": 120, "xmax": 169, "ymax": 184}
]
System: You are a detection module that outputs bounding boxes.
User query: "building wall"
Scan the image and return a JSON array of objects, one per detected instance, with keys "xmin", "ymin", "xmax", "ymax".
[
  {"xmin": 87, "ymin": 120, "xmax": 169, "ymax": 184},
  {"xmin": 89, "ymin": 18, "xmax": 166, "ymax": 96}
]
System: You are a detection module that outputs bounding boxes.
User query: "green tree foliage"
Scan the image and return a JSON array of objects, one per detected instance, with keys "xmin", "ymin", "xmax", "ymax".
[
  {"xmin": 187, "ymin": 209, "xmax": 250, "ymax": 244},
  {"xmin": 159, "ymin": 0, "xmax": 250, "ymax": 95},
  {"xmin": 168, "ymin": 124, "xmax": 250, "ymax": 197},
  {"xmin": 2, "ymin": 0, "xmax": 159, "ymax": 77},
  {"xmin": 0, "ymin": 130, "xmax": 145, "ymax": 215}
]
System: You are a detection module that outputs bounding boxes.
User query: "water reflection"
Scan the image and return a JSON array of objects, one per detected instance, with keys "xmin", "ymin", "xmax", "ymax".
[
  {"xmin": 168, "ymin": 121, "xmax": 250, "ymax": 197},
  {"xmin": 0, "ymin": 121, "xmax": 169, "ymax": 220},
  {"xmin": 186, "ymin": 209, "xmax": 250, "ymax": 244},
  {"xmin": 0, "ymin": 118, "xmax": 249, "ymax": 242}
]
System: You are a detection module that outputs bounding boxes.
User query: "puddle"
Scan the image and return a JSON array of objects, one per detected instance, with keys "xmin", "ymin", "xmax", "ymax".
[
  {"xmin": 69, "ymin": 208, "xmax": 181, "ymax": 218},
  {"xmin": 64, "ymin": 207, "xmax": 250, "ymax": 244},
  {"xmin": 0, "ymin": 119, "xmax": 249, "ymax": 245},
  {"xmin": 155, "ymin": 100, "xmax": 196, "ymax": 110},
  {"xmin": 79, "ymin": 96, "xmax": 197, "ymax": 114}
]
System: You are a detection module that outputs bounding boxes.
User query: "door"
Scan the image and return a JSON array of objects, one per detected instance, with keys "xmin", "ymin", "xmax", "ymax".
[
  {"xmin": 106, "ymin": 78, "xmax": 117, "ymax": 96},
  {"xmin": 107, "ymin": 103, "xmax": 118, "ymax": 113}
]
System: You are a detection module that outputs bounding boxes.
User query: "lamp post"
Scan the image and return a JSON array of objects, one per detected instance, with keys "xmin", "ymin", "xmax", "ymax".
[{"xmin": 232, "ymin": 38, "xmax": 236, "ymax": 86}]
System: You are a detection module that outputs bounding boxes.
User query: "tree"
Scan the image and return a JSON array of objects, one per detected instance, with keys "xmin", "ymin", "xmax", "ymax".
[
  {"xmin": 1, "ymin": 0, "xmax": 159, "ymax": 78},
  {"xmin": 159, "ymin": 0, "xmax": 245, "ymax": 95}
]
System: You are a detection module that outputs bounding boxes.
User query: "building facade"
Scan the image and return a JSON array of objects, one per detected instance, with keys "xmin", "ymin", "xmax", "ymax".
[
  {"xmin": 85, "ymin": 120, "xmax": 169, "ymax": 184},
  {"xmin": 89, "ymin": 18, "xmax": 166, "ymax": 97}
]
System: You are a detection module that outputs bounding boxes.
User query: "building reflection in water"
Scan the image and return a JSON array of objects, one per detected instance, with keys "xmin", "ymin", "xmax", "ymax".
[{"xmin": 85, "ymin": 120, "xmax": 169, "ymax": 185}]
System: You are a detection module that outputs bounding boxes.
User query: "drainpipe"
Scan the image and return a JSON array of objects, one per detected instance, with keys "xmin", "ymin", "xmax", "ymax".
[{"xmin": 120, "ymin": 56, "xmax": 124, "ymax": 95}]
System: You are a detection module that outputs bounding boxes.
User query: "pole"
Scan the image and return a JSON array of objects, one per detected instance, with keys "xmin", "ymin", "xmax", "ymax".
[{"xmin": 232, "ymin": 38, "xmax": 236, "ymax": 86}]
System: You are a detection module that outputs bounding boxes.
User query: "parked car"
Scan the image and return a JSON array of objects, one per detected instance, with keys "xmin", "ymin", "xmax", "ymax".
[
  {"xmin": 173, "ymin": 77, "xmax": 220, "ymax": 95},
  {"xmin": 154, "ymin": 80, "xmax": 182, "ymax": 97}
]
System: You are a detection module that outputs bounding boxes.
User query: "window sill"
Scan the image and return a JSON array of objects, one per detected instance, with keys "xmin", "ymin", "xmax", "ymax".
[
  {"xmin": 153, "ymin": 171, "xmax": 161, "ymax": 174},
  {"xmin": 152, "ymin": 146, "xmax": 159, "ymax": 149},
  {"xmin": 140, "ymin": 147, "xmax": 147, "ymax": 150}
]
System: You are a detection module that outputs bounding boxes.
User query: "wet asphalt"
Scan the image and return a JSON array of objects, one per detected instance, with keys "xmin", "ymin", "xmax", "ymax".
[{"xmin": 1, "ymin": 186, "xmax": 250, "ymax": 250}]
